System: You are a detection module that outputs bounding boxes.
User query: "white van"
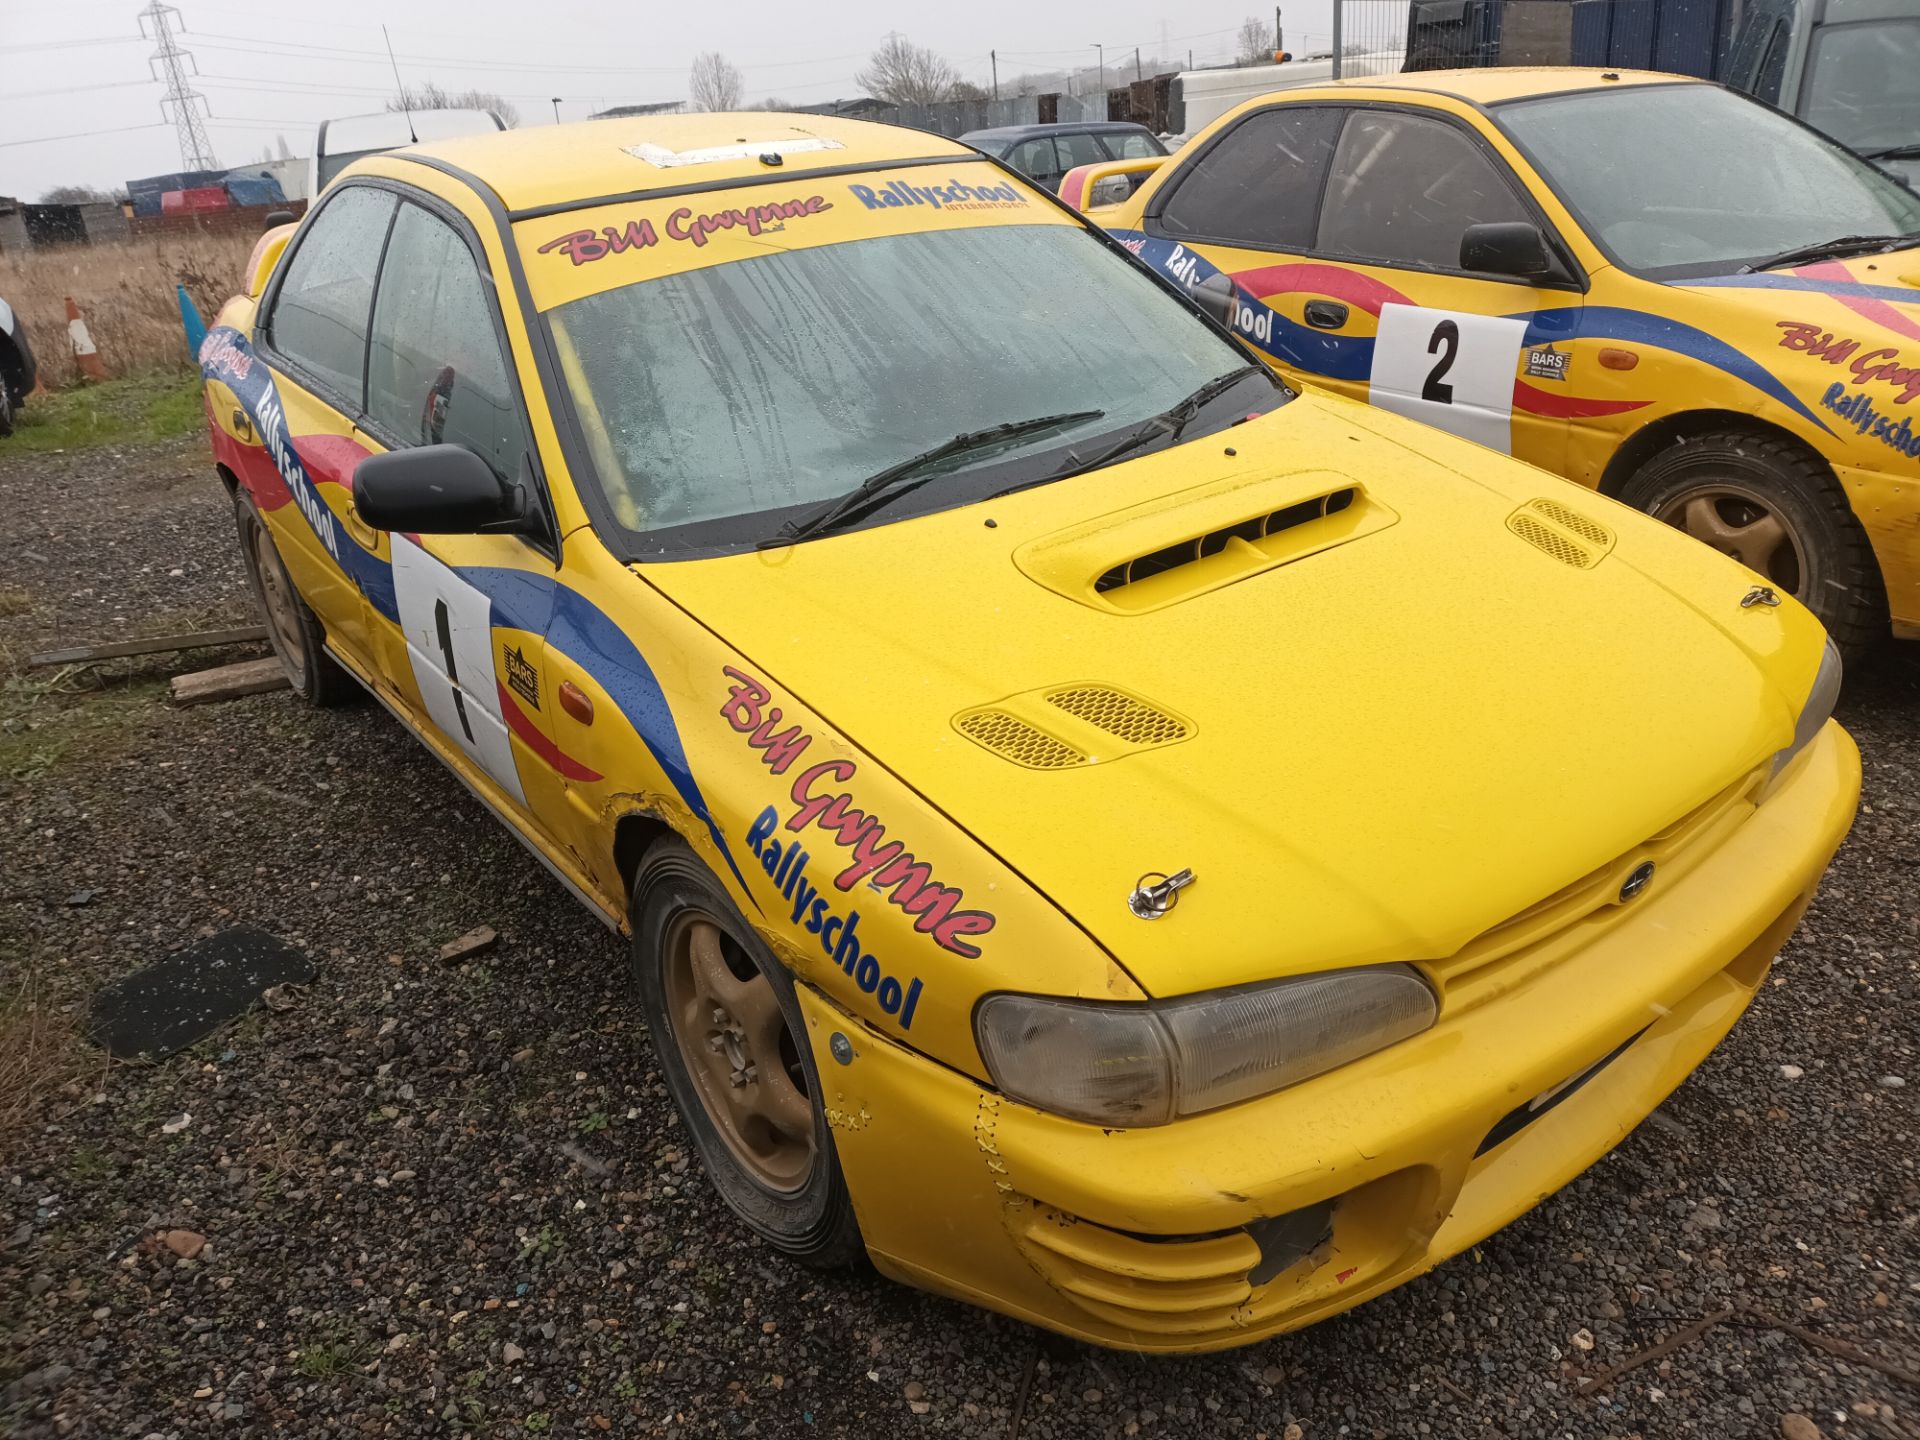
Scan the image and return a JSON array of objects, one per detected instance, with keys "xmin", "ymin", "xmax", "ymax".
[
  {"xmin": 308, "ymin": 109, "xmax": 508, "ymax": 195},
  {"xmin": 1168, "ymin": 52, "xmax": 1406, "ymax": 141}
]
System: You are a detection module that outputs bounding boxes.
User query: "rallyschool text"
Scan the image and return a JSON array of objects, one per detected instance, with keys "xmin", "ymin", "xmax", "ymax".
[
  {"xmin": 1820, "ymin": 382, "xmax": 1920, "ymax": 459},
  {"xmin": 746, "ymin": 806, "xmax": 925, "ymax": 1030},
  {"xmin": 847, "ymin": 178, "xmax": 1026, "ymax": 211}
]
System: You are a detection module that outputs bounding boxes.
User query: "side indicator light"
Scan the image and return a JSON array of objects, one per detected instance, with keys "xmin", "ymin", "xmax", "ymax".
[
  {"xmin": 1598, "ymin": 347, "xmax": 1639, "ymax": 371},
  {"xmin": 558, "ymin": 681, "xmax": 594, "ymax": 725}
]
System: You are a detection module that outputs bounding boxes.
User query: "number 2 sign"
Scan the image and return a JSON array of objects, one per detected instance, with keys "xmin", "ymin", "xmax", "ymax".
[{"xmin": 1368, "ymin": 304, "xmax": 1529, "ymax": 454}]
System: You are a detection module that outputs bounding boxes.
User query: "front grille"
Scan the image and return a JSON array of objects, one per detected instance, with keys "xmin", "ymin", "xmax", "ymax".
[
  {"xmin": 1045, "ymin": 686, "xmax": 1190, "ymax": 746},
  {"xmin": 953, "ymin": 709, "xmax": 1086, "ymax": 769},
  {"xmin": 1432, "ymin": 764, "xmax": 1767, "ymax": 1007}
]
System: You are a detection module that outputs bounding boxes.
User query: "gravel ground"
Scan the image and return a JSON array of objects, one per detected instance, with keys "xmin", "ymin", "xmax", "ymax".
[{"xmin": 2, "ymin": 430, "xmax": 1916, "ymax": 1440}]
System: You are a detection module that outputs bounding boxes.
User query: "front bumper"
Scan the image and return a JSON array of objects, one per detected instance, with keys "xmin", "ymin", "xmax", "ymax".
[{"xmin": 796, "ymin": 722, "xmax": 1860, "ymax": 1352}]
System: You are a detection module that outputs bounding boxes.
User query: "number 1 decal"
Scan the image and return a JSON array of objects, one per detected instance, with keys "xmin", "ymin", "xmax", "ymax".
[
  {"xmin": 392, "ymin": 537, "xmax": 526, "ymax": 805},
  {"xmin": 1369, "ymin": 304, "xmax": 1529, "ymax": 453}
]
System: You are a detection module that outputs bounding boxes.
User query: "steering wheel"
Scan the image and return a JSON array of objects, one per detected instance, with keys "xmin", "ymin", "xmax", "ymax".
[{"xmin": 421, "ymin": 365, "xmax": 456, "ymax": 446}]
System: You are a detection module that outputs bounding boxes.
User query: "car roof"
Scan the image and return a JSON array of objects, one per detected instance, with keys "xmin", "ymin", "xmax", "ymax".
[
  {"xmin": 960, "ymin": 121, "xmax": 1156, "ymax": 142},
  {"xmin": 1317, "ymin": 66, "xmax": 1702, "ymax": 105},
  {"xmin": 396, "ymin": 112, "xmax": 978, "ymax": 218}
]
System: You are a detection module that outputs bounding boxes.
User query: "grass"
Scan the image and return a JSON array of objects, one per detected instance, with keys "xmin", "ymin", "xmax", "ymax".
[
  {"xmin": 0, "ymin": 968, "xmax": 106, "ymax": 1155},
  {"xmin": 296, "ymin": 1337, "xmax": 372, "ymax": 1379},
  {"xmin": 0, "ymin": 671, "xmax": 166, "ymax": 783},
  {"xmin": 2, "ymin": 371, "xmax": 205, "ymax": 458},
  {"xmin": 0, "ymin": 231, "xmax": 256, "ymax": 390}
]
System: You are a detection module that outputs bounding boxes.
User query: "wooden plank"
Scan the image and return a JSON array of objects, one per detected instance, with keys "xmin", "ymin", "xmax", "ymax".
[
  {"xmin": 169, "ymin": 657, "xmax": 289, "ymax": 707},
  {"xmin": 29, "ymin": 625, "xmax": 269, "ymax": 669}
]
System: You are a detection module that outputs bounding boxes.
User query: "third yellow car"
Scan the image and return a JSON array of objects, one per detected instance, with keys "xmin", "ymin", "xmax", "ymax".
[{"xmin": 1065, "ymin": 69, "xmax": 1920, "ymax": 653}]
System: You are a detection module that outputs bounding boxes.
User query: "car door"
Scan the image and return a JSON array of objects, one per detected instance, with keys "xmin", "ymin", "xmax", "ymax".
[
  {"xmin": 1146, "ymin": 102, "xmax": 1582, "ymax": 467},
  {"xmin": 359, "ymin": 197, "xmax": 567, "ymax": 825},
  {"xmin": 252, "ymin": 183, "xmax": 398, "ymax": 677}
]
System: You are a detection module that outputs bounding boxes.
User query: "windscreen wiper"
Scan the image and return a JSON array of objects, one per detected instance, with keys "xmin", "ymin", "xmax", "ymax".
[
  {"xmin": 1739, "ymin": 233, "xmax": 1917, "ymax": 273},
  {"xmin": 1864, "ymin": 143, "xmax": 1920, "ymax": 161},
  {"xmin": 761, "ymin": 410, "xmax": 1105, "ymax": 549},
  {"xmin": 1000, "ymin": 365, "xmax": 1266, "ymax": 497}
]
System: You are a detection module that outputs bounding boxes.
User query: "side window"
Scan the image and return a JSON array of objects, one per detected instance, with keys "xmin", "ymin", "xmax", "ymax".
[
  {"xmin": 1107, "ymin": 131, "xmax": 1164, "ymax": 160},
  {"xmin": 265, "ymin": 186, "xmax": 397, "ymax": 404},
  {"xmin": 1754, "ymin": 20, "xmax": 1791, "ymax": 104},
  {"xmin": 1316, "ymin": 110, "xmax": 1531, "ymax": 270},
  {"xmin": 365, "ymin": 203, "xmax": 521, "ymax": 480},
  {"xmin": 1056, "ymin": 131, "xmax": 1108, "ymax": 172},
  {"xmin": 1009, "ymin": 136, "xmax": 1063, "ymax": 185},
  {"xmin": 1155, "ymin": 106, "xmax": 1344, "ymax": 250}
]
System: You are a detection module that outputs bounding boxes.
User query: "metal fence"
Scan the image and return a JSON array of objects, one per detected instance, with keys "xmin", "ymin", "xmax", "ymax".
[{"xmin": 1332, "ymin": 0, "xmax": 1581, "ymax": 75}]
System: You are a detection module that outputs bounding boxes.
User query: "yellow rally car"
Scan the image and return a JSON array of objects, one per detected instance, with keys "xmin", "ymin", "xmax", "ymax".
[
  {"xmin": 197, "ymin": 113, "xmax": 1859, "ymax": 1351},
  {"xmin": 1062, "ymin": 69, "xmax": 1920, "ymax": 655}
]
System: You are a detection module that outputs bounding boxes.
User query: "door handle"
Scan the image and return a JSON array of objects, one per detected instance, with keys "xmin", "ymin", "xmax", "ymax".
[{"xmin": 1304, "ymin": 300, "xmax": 1349, "ymax": 330}]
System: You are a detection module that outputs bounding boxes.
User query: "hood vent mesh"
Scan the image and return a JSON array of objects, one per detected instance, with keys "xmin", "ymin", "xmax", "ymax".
[
  {"xmin": 1093, "ymin": 487, "xmax": 1358, "ymax": 595},
  {"xmin": 1507, "ymin": 498, "xmax": 1615, "ymax": 568},
  {"xmin": 955, "ymin": 709, "xmax": 1088, "ymax": 770},
  {"xmin": 1046, "ymin": 686, "xmax": 1190, "ymax": 745}
]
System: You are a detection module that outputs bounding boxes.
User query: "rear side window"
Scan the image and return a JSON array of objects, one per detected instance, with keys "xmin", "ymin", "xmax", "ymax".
[
  {"xmin": 1106, "ymin": 131, "xmax": 1164, "ymax": 159},
  {"xmin": 1155, "ymin": 106, "xmax": 1343, "ymax": 250},
  {"xmin": 265, "ymin": 185, "xmax": 397, "ymax": 404},
  {"xmin": 365, "ymin": 203, "xmax": 521, "ymax": 479},
  {"xmin": 1316, "ymin": 109, "xmax": 1530, "ymax": 269}
]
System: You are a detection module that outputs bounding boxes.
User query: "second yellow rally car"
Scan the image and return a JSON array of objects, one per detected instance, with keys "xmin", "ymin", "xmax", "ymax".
[
  {"xmin": 1063, "ymin": 69, "xmax": 1920, "ymax": 655},
  {"xmin": 196, "ymin": 112, "xmax": 1858, "ymax": 1351}
]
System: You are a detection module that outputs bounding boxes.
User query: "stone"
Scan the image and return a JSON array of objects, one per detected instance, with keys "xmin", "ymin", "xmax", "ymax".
[{"xmin": 1781, "ymin": 1415, "xmax": 1823, "ymax": 1440}]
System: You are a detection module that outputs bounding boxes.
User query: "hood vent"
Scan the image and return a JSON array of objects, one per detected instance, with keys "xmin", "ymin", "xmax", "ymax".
[
  {"xmin": 956, "ymin": 683, "xmax": 1193, "ymax": 769},
  {"xmin": 955, "ymin": 709, "xmax": 1088, "ymax": 770},
  {"xmin": 1095, "ymin": 488, "xmax": 1357, "ymax": 596},
  {"xmin": 1046, "ymin": 686, "xmax": 1190, "ymax": 745},
  {"xmin": 1507, "ymin": 498, "xmax": 1615, "ymax": 568}
]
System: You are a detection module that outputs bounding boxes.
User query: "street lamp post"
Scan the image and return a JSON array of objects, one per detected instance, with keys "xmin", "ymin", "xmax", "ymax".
[
  {"xmin": 551, "ymin": 97, "xmax": 562, "ymax": 124},
  {"xmin": 1092, "ymin": 43, "xmax": 1105, "ymax": 96}
]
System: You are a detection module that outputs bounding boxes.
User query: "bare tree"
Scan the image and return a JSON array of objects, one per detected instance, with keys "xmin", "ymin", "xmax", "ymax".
[
  {"xmin": 1236, "ymin": 16, "xmax": 1278, "ymax": 64},
  {"xmin": 38, "ymin": 184, "xmax": 115, "ymax": 203},
  {"xmin": 388, "ymin": 81, "xmax": 521, "ymax": 128},
  {"xmin": 856, "ymin": 33, "xmax": 959, "ymax": 106},
  {"xmin": 689, "ymin": 51, "xmax": 744, "ymax": 111}
]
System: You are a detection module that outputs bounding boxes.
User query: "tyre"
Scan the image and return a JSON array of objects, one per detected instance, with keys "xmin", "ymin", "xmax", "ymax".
[
  {"xmin": 1617, "ymin": 429, "xmax": 1887, "ymax": 656},
  {"xmin": 0, "ymin": 382, "xmax": 14, "ymax": 439},
  {"xmin": 630, "ymin": 838, "xmax": 864, "ymax": 1268},
  {"xmin": 232, "ymin": 487, "xmax": 356, "ymax": 707}
]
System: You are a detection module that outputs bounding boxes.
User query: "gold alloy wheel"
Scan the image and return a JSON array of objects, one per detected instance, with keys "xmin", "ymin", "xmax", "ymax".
[
  {"xmin": 251, "ymin": 521, "xmax": 308, "ymax": 678},
  {"xmin": 662, "ymin": 912, "xmax": 816, "ymax": 1194},
  {"xmin": 1653, "ymin": 481, "xmax": 1808, "ymax": 598}
]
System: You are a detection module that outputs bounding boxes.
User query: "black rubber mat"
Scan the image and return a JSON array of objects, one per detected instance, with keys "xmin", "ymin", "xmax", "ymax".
[{"xmin": 87, "ymin": 926, "xmax": 314, "ymax": 1061}]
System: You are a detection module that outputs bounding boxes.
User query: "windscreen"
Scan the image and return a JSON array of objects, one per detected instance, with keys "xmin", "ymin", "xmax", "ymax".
[
  {"xmin": 522, "ymin": 165, "xmax": 1253, "ymax": 550},
  {"xmin": 1496, "ymin": 83, "xmax": 1920, "ymax": 278}
]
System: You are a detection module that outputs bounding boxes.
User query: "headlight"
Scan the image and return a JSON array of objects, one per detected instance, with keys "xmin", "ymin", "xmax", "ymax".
[
  {"xmin": 1761, "ymin": 637, "xmax": 1842, "ymax": 798},
  {"xmin": 974, "ymin": 966, "xmax": 1437, "ymax": 1127}
]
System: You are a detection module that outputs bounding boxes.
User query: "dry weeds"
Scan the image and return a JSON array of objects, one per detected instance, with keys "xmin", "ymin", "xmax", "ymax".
[
  {"xmin": 0, "ymin": 969, "xmax": 105, "ymax": 1153},
  {"xmin": 0, "ymin": 232, "xmax": 257, "ymax": 389}
]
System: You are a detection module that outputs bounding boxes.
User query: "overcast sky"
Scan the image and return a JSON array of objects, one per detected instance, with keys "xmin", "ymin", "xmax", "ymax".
[{"xmin": 0, "ymin": 0, "xmax": 1339, "ymax": 199}]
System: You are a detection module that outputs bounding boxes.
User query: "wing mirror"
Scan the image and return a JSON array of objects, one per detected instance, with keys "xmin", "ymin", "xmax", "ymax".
[
  {"xmin": 1460, "ymin": 221, "xmax": 1570, "ymax": 285},
  {"xmin": 353, "ymin": 445, "xmax": 539, "ymax": 536},
  {"xmin": 1190, "ymin": 269, "xmax": 1240, "ymax": 327}
]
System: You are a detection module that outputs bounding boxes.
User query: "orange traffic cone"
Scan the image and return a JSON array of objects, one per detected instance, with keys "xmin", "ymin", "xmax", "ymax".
[{"xmin": 65, "ymin": 296, "xmax": 107, "ymax": 383}]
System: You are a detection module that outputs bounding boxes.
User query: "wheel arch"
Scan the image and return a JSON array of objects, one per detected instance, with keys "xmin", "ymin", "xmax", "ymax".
[
  {"xmin": 214, "ymin": 461, "xmax": 242, "ymax": 496},
  {"xmin": 613, "ymin": 809, "xmax": 677, "ymax": 913},
  {"xmin": 1597, "ymin": 409, "xmax": 1832, "ymax": 498}
]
